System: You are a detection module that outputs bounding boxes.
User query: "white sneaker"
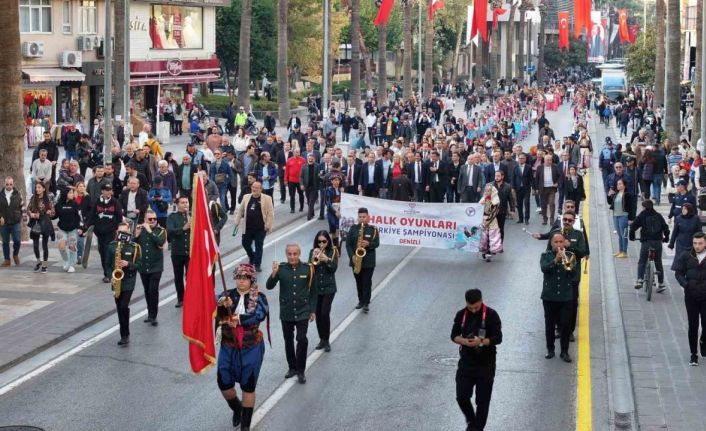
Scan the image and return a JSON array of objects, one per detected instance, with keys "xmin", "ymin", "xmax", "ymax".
[
  {"xmin": 67, "ymin": 266, "xmax": 75, "ymax": 273},
  {"xmin": 62, "ymin": 264, "xmax": 69, "ymax": 271}
]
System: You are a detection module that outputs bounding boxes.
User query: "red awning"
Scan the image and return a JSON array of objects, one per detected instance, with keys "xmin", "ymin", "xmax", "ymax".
[{"xmin": 130, "ymin": 73, "xmax": 219, "ymax": 87}]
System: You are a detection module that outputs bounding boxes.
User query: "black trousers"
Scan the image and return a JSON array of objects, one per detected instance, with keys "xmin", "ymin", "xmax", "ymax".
[
  {"xmin": 414, "ymin": 183, "xmax": 426, "ymax": 202},
  {"xmin": 638, "ymin": 240, "xmax": 665, "ymax": 283},
  {"xmin": 32, "ymin": 234, "xmax": 49, "ymax": 261},
  {"xmin": 456, "ymin": 366, "xmax": 495, "ymax": 431},
  {"xmin": 242, "ymin": 229, "xmax": 266, "ymax": 266},
  {"xmin": 305, "ymin": 188, "xmax": 318, "ymax": 219},
  {"xmin": 316, "ymin": 293, "xmax": 335, "ymax": 342},
  {"xmin": 685, "ymin": 296, "xmax": 706, "ymax": 355},
  {"xmin": 516, "ymin": 187, "xmax": 531, "ymax": 222},
  {"xmin": 282, "ymin": 319, "xmax": 309, "ymax": 373},
  {"xmin": 319, "ymin": 187, "xmax": 326, "ymax": 218},
  {"xmin": 288, "ymin": 182, "xmax": 304, "ymax": 211},
  {"xmin": 496, "ymin": 213, "xmax": 507, "ymax": 242},
  {"xmin": 354, "ymin": 266, "xmax": 374, "ymax": 305},
  {"xmin": 278, "ymin": 174, "xmax": 287, "ymax": 202},
  {"xmin": 429, "ymin": 182, "xmax": 445, "ymax": 202},
  {"xmin": 115, "ymin": 288, "xmax": 134, "ymax": 338},
  {"xmin": 462, "ymin": 186, "xmax": 480, "ymax": 204},
  {"xmin": 543, "ymin": 300, "xmax": 572, "ymax": 354},
  {"xmin": 96, "ymin": 231, "xmax": 114, "ymax": 278},
  {"xmin": 226, "ymin": 183, "xmax": 238, "ymax": 212},
  {"xmin": 171, "ymin": 255, "xmax": 189, "ymax": 302},
  {"xmin": 140, "ymin": 271, "xmax": 162, "ymax": 319}
]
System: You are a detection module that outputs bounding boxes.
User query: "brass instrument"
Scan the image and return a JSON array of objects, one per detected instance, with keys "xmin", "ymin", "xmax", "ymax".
[
  {"xmin": 312, "ymin": 247, "xmax": 325, "ymax": 266},
  {"xmin": 559, "ymin": 247, "xmax": 576, "ymax": 272},
  {"xmin": 111, "ymin": 241, "xmax": 125, "ymax": 298},
  {"xmin": 353, "ymin": 224, "xmax": 367, "ymax": 274}
]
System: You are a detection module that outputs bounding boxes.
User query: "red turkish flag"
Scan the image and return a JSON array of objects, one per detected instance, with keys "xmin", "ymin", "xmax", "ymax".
[
  {"xmin": 628, "ymin": 24, "xmax": 639, "ymax": 44},
  {"xmin": 492, "ymin": 7, "xmax": 508, "ymax": 30},
  {"xmin": 573, "ymin": 0, "xmax": 592, "ymax": 39},
  {"xmin": 471, "ymin": 0, "xmax": 489, "ymax": 42},
  {"xmin": 559, "ymin": 11, "xmax": 570, "ymax": 50},
  {"xmin": 618, "ymin": 9, "xmax": 630, "ymax": 43},
  {"xmin": 373, "ymin": 0, "xmax": 394, "ymax": 27},
  {"xmin": 429, "ymin": 0, "xmax": 445, "ymax": 21},
  {"xmin": 182, "ymin": 174, "xmax": 219, "ymax": 374}
]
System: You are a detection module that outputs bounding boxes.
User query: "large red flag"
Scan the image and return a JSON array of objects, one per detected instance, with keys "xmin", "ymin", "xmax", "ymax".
[
  {"xmin": 471, "ymin": 0, "xmax": 489, "ymax": 42},
  {"xmin": 559, "ymin": 11, "xmax": 570, "ymax": 50},
  {"xmin": 492, "ymin": 7, "xmax": 508, "ymax": 30},
  {"xmin": 573, "ymin": 0, "xmax": 592, "ymax": 39},
  {"xmin": 618, "ymin": 9, "xmax": 629, "ymax": 43},
  {"xmin": 628, "ymin": 24, "xmax": 639, "ymax": 44},
  {"xmin": 429, "ymin": 0, "xmax": 444, "ymax": 21},
  {"xmin": 182, "ymin": 174, "xmax": 219, "ymax": 374},
  {"xmin": 373, "ymin": 0, "xmax": 394, "ymax": 27}
]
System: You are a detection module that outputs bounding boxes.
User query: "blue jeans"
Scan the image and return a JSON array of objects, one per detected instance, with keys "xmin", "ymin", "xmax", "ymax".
[
  {"xmin": 58, "ymin": 229, "xmax": 78, "ymax": 267},
  {"xmin": 0, "ymin": 223, "xmax": 21, "ymax": 260},
  {"xmin": 218, "ymin": 184, "xmax": 228, "ymax": 209},
  {"xmin": 65, "ymin": 150, "xmax": 77, "ymax": 161},
  {"xmin": 614, "ymin": 215, "xmax": 629, "ymax": 253},
  {"xmin": 652, "ymin": 174, "xmax": 664, "ymax": 204}
]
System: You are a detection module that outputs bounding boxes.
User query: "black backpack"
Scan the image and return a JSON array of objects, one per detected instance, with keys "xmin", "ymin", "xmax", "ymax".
[{"xmin": 642, "ymin": 213, "xmax": 663, "ymax": 238}]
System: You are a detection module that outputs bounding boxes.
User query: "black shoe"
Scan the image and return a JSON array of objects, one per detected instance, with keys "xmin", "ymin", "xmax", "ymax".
[
  {"xmin": 690, "ymin": 354, "xmax": 699, "ymax": 366},
  {"xmin": 33, "ymin": 262, "xmax": 41, "ymax": 272},
  {"xmin": 307, "ymin": 216, "xmax": 313, "ymax": 221},
  {"xmin": 560, "ymin": 352, "xmax": 572, "ymax": 363},
  {"xmin": 175, "ymin": 301, "xmax": 183, "ymax": 308},
  {"xmin": 285, "ymin": 369, "xmax": 297, "ymax": 379},
  {"xmin": 525, "ymin": 220, "xmax": 529, "ymax": 225},
  {"xmin": 545, "ymin": 351, "xmax": 555, "ymax": 359},
  {"xmin": 318, "ymin": 216, "xmax": 325, "ymax": 220},
  {"xmin": 40, "ymin": 266, "xmax": 47, "ymax": 274},
  {"xmin": 324, "ymin": 343, "xmax": 331, "ymax": 352},
  {"xmin": 300, "ymin": 207, "xmax": 304, "ymax": 212},
  {"xmin": 117, "ymin": 337, "xmax": 130, "ymax": 346},
  {"xmin": 144, "ymin": 317, "xmax": 153, "ymax": 323},
  {"xmin": 227, "ymin": 397, "xmax": 242, "ymax": 427},
  {"xmin": 290, "ymin": 209, "xmax": 295, "ymax": 213},
  {"xmin": 516, "ymin": 220, "xmax": 524, "ymax": 224},
  {"xmin": 700, "ymin": 336, "xmax": 705, "ymax": 357},
  {"xmin": 102, "ymin": 276, "xmax": 110, "ymax": 283},
  {"xmin": 355, "ymin": 303, "xmax": 363, "ymax": 309},
  {"xmin": 255, "ymin": 265, "xmax": 262, "ymax": 273},
  {"xmin": 570, "ymin": 333, "xmax": 575, "ymax": 342},
  {"xmin": 229, "ymin": 210, "xmax": 235, "ymax": 215},
  {"xmin": 280, "ymin": 200, "xmax": 286, "ymax": 204},
  {"xmin": 315, "ymin": 341, "xmax": 325, "ymax": 350},
  {"xmin": 363, "ymin": 305, "xmax": 369, "ymax": 313},
  {"xmin": 297, "ymin": 373, "xmax": 307, "ymax": 384},
  {"xmin": 151, "ymin": 319, "xmax": 158, "ymax": 327}
]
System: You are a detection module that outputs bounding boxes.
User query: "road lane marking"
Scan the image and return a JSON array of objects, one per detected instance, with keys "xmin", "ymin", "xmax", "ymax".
[
  {"xmin": 577, "ymin": 173, "xmax": 593, "ymax": 431},
  {"xmin": 250, "ymin": 247, "xmax": 421, "ymax": 428},
  {"xmin": 0, "ymin": 218, "xmax": 317, "ymax": 396}
]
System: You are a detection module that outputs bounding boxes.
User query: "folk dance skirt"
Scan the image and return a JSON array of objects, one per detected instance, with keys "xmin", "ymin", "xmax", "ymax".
[{"xmin": 479, "ymin": 227, "xmax": 502, "ymax": 254}]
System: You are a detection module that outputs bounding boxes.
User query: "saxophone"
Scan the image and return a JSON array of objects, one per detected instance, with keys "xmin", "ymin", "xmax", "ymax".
[
  {"xmin": 112, "ymin": 241, "xmax": 125, "ymax": 298},
  {"xmin": 352, "ymin": 223, "xmax": 367, "ymax": 274}
]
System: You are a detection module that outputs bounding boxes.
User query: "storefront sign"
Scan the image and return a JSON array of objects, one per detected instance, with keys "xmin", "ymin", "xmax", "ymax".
[
  {"xmin": 339, "ymin": 195, "xmax": 484, "ymax": 252},
  {"xmin": 136, "ymin": 0, "xmax": 230, "ymax": 6},
  {"xmin": 82, "ymin": 61, "xmax": 109, "ymax": 86},
  {"xmin": 166, "ymin": 59, "xmax": 183, "ymax": 76}
]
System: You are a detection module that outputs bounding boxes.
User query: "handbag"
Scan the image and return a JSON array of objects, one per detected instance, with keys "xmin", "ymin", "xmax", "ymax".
[
  {"xmin": 30, "ymin": 220, "xmax": 42, "ymax": 235},
  {"xmin": 215, "ymin": 173, "xmax": 227, "ymax": 185}
]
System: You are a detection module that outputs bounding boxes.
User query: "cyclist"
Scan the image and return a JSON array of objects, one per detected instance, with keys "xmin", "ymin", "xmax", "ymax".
[{"xmin": 629, "ymin": 200, "xmax": 670, "ymax": 292}]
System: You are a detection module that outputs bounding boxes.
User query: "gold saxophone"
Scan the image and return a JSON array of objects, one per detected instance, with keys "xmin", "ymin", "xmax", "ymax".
[
  {"xmin": 112, "ymin": 241, "xmax": 125, "ymax": 298},
  {"xmin": 352, "ymin": 224, "xmax": 367, "ymax": 274}
]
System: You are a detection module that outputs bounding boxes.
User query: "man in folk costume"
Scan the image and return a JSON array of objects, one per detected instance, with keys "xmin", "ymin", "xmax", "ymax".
[
  {"xmin": 478, "ymin": 183, "xmax": 502, "ymax": 262},
  {"xmin": 216, "ymin": 263, "xmax": 270, "ymax": 431}
]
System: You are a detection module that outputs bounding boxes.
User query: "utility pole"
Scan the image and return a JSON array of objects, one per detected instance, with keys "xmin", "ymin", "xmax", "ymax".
[
  {"xmin": 124, "ymin": 0, "xmax": 130, "ymax": 125},
  {"xmin": 701, "ymin": 0, "xmax": 706, "ymax": 141},
  {"xmin": 322, "ymin": 0, "xmax": 330, "ymax": 117},
  {"xmin": 418, "ymin": 0, "xmax": 423, "ymax": 97},
  {"xmin": 104, "ymin": 0, "xmax": 113, "ymax": 164}
]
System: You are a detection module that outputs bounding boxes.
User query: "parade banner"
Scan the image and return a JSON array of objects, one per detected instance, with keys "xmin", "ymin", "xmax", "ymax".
[
  {"xmin": 340, "ymin": 195, "xmax": 485, "ymax": 252},
  {"xmin": 587, "ymin": 10, "xmax": 606, "ymax": 63}
]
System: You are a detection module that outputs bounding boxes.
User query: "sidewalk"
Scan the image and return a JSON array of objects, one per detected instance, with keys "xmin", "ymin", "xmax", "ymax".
[{"xmin": 593, "ymin": 118, "xmax": 706, "ymax": 431}]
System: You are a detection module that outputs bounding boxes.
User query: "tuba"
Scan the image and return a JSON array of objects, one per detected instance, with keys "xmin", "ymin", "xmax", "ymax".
[
  {"xmin": 112, "ymin": 241, "xmax": 125, "ymax": 298},
  {"xmin": 352, "ymin": 224, "xmax": 367, "ymax": 274}
]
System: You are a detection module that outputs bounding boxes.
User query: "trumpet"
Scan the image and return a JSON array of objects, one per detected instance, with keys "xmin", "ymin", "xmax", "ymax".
[
  {"xmin": 312, "ymin": 247, "xmax": 325, "ymax": 266},
  {"xmin": 558, "ymin": 247, "xmax": 576, "ymax": 272}
]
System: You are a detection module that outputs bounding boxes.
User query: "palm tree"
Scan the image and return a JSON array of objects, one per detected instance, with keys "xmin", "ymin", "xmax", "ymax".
[
  {"xmin": 350, "ymin": 0, "xmax": 361, "ymax": 113},
  {"xmin": 402, "ymin": 0, "xmax": 413, "ymax": 101},
  {"xmin": 474, "ymin": 39, "xmax": 483, "ymax": 90},
  {"xmin": 536, "ymin": 2, "xmax": 546, "ymax": 86},
  {"xmin": 654, "ymin": 0, "xmax": 666, "ymax": 109},
  {"xmin": 505, "ymin": 2, "xmax": 517, "ymax": 80},
  {"xmin": 517, "ymin": 7, "xmax": 525, "ymax": 81},
  {"xmin": 237, "ymin": 0, "xmax": 252, "ymax": 109},
  {"xmin": 489, "ymin": 26, "xmax": 499, "ymax": 84},
  {"xmin": 378, "ymin": 24, "xmax": 388, "ymax": 105},
  {"xmin": 0, "ymin": 1, "xmax": 27, "ymax": 211},
  {"xmin": 114, "ymin": 0, "xmax": 126, "ymax": 120},
  {"xmin": 693, "ymin": 0, "xmax": 702, "ymax": 143},
  {"xmin": 277, "ymin": 0, "xmax": 290, "ymax": 123},
  {"xmin": 423, "ymin": 0, "xmax": 434, "ymax": 100},
  {"xmin": 664, "ymin": 0, "xmax": 680, "ymax": 142}
]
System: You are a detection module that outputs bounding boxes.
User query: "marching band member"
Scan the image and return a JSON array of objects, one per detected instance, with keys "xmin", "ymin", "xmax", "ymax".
[
  {"xmin": 135, "ymin": 209, "xmax": 166, "ymax": 326},
  {"xmin": 345, "ymin": 208, "xmax": 379, "ymax": 313},
  {"xmin": 324, "ymin": 174, "xmax": 343, "ymax": 250},
  {"xmin": 166, "ymin": 196, "xmax": 190, "ymax": 308},
  {"xmin": 308, "ymin": 230, "xmax": 338, "ymax": 352},
  {"xmin": 107, "ymin": 222, "xmax": 141, "ymax": 346}
]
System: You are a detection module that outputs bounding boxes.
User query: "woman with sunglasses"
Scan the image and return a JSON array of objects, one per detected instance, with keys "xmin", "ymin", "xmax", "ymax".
[
  {"xmin": 308, "ymin": 230, "xmax": 338, "ymax": 352},
  {"xmin": 216, "ymin": 263, "xmax": 269, "ymax": 431}
]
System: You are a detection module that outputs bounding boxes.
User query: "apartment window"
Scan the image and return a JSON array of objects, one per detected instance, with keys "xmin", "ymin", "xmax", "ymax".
[
  {"xmin": 79, "ymin": 0, "xmax": 97, "ymax": 34},
  {"xmin": 19, "ymin": 0, "xmax": 52, "ymax": 34},
  {"xmin": 62, "ymin": 0, "xmax": 72, "ymax": 34}
]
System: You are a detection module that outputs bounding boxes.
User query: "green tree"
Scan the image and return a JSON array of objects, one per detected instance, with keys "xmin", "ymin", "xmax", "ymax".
[
  {"xmin": 542, "ymin": 37, "xmax": 589, "ymax": 70},
  {"xmin": 624, "ymin": 29, "xmax": 656, "ymax": 85}
]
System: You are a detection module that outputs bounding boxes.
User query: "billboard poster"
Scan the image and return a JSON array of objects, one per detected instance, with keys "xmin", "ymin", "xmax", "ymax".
[
  {"xmin": 150, "ymin": 5, "xmax": 203, "ymax": 50},
  {"xmin": 587, "ymin": 10, "xmax": 606, "ymax": 63}
]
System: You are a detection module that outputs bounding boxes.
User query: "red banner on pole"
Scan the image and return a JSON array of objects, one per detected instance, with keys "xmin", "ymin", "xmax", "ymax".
[
  {"xmin": 373, "ymin": 0, "xmax": 394, "ymax": 27},
  {"xmin": 628, "ymin": 24, "xmax": 639, "ymax": 44},
  {"xmin": 429, "ymin": 0, "xmax": 444, "ymax": 21},
  {"xmin": 492, "ymin": 7, "xmax": 508, "ymax": 30},
  {"xmin": 618, "ymin": 9, "xmax": 630, "ymax": 43},
  {"xmin": 573, "ymin": 0, "xmax": 592, "ymax": 39},
  {"xmin": 559, "ymin": 11, "xmax": 570, "ymax": 50},
  {"xmin": 471, "ymin": 0, "xmax": 489, "ymax": 42}
]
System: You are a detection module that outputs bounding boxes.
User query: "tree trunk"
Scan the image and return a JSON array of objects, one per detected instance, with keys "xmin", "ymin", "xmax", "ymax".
[
  {"xmin": 238, "ymin": 0, "xmax": 252, "ymax": 109},
  {"xmin": 505, "ymin": 4, "xmax": 517, "ymax": 80},
  {"xmin": 517, "ymin": 9, "xmax": 525, "ymax": 82},
  {"xmin": 402, "ymin": 0, "xmax": 413, "ymax": 100},
  {"xmin": 326, "ymin": 0, "xmax": 333, "ymax": 99},
  {"xmin": 489, "ymin": 26, "xmax": 499, "ymax": 84},
  {"xmin": 450, "ymin": 20, "xmax": 463, "ymax": 86},
  {"xmin": 277, "ymin": 0, "xmax": 290, "ymax": 123},
  {"xmin": 378, "ymin": 24, "xmax": 388, "ymax": 105},
  {"xmin": 693, "ymin": 0, "xmax": 702, "ymax": 144},
  {"xmin": 423, "ymin": 2, "xmax": 434, "ymax": 100},
  {"xmin": 664, "ymin": 0, "xmax": 681, "ymax": 143},
  {"xmin": 537, "ymin": 11, "xmax": 546, "ymax": 86},
  {"xmin": 114, "ymin": 0, "xmax": 125, "ymax": 121},
  {"xmin": 360, "ymin": 30, "xmax": 374, "ymax": 92},
  {"xmin": 350, "ymin": 0, "xmax": 361, "ymax": 113},
  {"xmin": 655, "ymin": 0, "xmax": 666, "ymax": 109},
  {"xmin": 0, "ymin": 0, "xmax": 27, "ymax": 237}
]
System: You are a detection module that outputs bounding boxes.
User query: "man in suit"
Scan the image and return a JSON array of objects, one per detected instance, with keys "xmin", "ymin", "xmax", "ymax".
[
  {"xmin": 119, "ymin": 177, "xmax": 149, "ymax": 225},
  {"xmin": 484, "ymin": 151, "xmax": 508, "ymax": 185},
  {"xmin": 513, "ymin": 153, "xmax": 533, "ymax": 225},
  {"xmin": 299, "ymin": 154, "xmax": 322, "ymax": 220},
  {"xmin": 358, "ymin": 152, "xmax": 382, "ymax": 198},
  {"xmin": 493, "ymin": 171, "xmax": 515, "ymax": 241},
  {"xmin": 536, "ymin": 154, "xmax": 561, "ymax": 225},
  {"xmin": 406, "ymin": 152, "xmax": 427, "ymax": 202},
  {"xmin": 318, "ymin": 153, "xmax": 333, "ymax": 219},
  {"xmin": 425, "ymin": 151, "xmax": 448, "ymax": 203},
  {"xmin": 500, "ymin": 150, "xmax": 518, "ymax": 191},
  {"xmin": 557, "ymin": 152, "xmax": 572, "ymax": 214},
  {"xmin": 342, "ymin": 150, "xmax": 362, "ymax": 194},
  {"xmin": 458, "ymin": 154, "xmax": 483, "ymax": 203},
  {"xmin": 375, "ymin": 149, "xmax": 393, "ymax": 199}
]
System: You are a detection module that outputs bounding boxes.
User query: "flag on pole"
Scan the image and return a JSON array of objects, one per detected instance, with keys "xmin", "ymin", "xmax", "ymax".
[
  {"xmin": 429, "ymin": 0, "xmax": 444, "ymax": 21},
  {"xmin": 618, "ymin": 9, "xmax": 629, "ymax": 43},
  {"xmin": 573, "ymin": 0, "xmax": 592, "ymax": 39},
  {"xmin": 466, "ymin": 4, "xmax": 473, "ymax": 45},
  {"xmin": 492, "ymin": 7, "xmax": 508, "ymax": 30},
  {"xmin": 471, "ymin": 0, "xmax": 488, "ymax": 42},
  {"xmin": 558, "ymin": 11, "xmax": 570, "ymax": 50},
  {"xmin": 373, "ymin": 0, "xmax": 394, "ymax": 27},
  {"xmin": 628, "ymin": 24, "xmax": 639, "ymax": 44},
  {"xmin": 182, "ymin": 174, "xmax": 219, "ymax": 374}
]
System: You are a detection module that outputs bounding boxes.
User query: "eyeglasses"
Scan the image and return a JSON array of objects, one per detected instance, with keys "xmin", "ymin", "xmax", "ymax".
[
  {"xmin": 563, "ymin": 218, "xmax": 575, "ymax": 223},
  {"xmin": 318, "ymin": 239, "xmax": 328, "ymax": 244},
  {"xmin": 147, "ymin": 218, "xmax": 157, "ymax": 221}
]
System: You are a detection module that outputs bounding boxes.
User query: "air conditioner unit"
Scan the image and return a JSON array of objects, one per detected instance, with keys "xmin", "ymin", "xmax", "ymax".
[
  {"xmin": 92, "ymin": 36, "xmax": 102, "ymax": 48},
  {"xmin": 22, "ymin": 41, "xmax": 45, "ymax": 58},
  {"xmin": 60, "ymin": 50, "xmax": 82, "ymax": 68},
  {"xmin": 77, "ymin": 36, "xmax": 93, "ymax": 51}
]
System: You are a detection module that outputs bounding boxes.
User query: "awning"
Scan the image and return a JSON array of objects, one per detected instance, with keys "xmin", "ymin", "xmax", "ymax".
[
  {"xmin": 129, "ymin": 73, "xmax": 220, "ymax": 87},
  {"xmin": 22, "ymin": 68, "xmax": 85, "ymax": 83}
]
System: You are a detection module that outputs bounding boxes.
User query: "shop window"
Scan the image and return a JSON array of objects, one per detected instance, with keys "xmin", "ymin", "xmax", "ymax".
[
  {"xmin": 62, "ymin": 0, "xmax": 72, "ymax": 34},
  {"xmin": 79, "ymin": 0, "xmax": 97, "ymax": 35},
  {"xmin": 20, "ymin": 0, "xmax": 52, "ymax": 34},
  {"xmin": 23, "ymin": 89, "xmax": 54, "ymax": 126},
  {"xmin": 150, "ymin": 5, "xmax": 203, "ymax": 50}
]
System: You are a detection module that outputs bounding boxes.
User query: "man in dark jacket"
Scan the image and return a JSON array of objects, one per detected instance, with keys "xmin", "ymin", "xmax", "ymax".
[
  {"xmin": 300, "ymin": 154, "xmax": 322, "ymax": 220},
  {"xmin": 536, "ymin": 154, "xmax": 561, "ymax": 225},
  {"xmin": 629, "ymin": 200, "xmax": 670, "ymax": 292},
  {"xmin": 88, "ymin": 184, "xmax": 123, "ymax": 283},
  {"xmin": 674, "ymin": 232, "xmax": 706, "ymax": 365},
  {"xmin": 119, "ymin": 177, "xmax": 149, "ymax": 224},
  {"xmin": 391, "ymin": 170, "xmax": 414, "ymax": 201},
  {"xmin": 64, "ymin": 124, "xmax": 82, "ymax": 161},
  {"xmin": 669, "ymin": 181, "xmax": 697, "ymax": 219},
  {"xmin": 425, "ymin": 151, "xmax": 448, "ymax": 203},
  {"xmin": 513, "ymin": 154, "xmax": 534, "ymax": 225},
  {"xmin": 451, "ymin": 288, "xmax": 502, "ymax": 431},
  {"xmin": 492, "ymin": 171, "xmax": 515, "ymax": 241},
  {"xmin": 0, "ymin": 176, "xmax": 23, "ymax": 266}
]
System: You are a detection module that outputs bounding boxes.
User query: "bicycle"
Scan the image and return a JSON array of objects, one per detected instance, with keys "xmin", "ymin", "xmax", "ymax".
[{"xmin": 639, "ymin": 247, "xmax": 659, "ymax": 301}]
